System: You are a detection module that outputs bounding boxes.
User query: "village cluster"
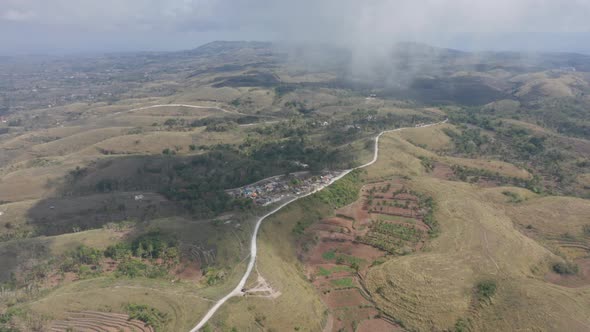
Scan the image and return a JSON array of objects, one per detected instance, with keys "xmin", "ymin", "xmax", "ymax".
[{"xmin": 226, "ymin": 171, "xmax": 340, "ymax": 206}]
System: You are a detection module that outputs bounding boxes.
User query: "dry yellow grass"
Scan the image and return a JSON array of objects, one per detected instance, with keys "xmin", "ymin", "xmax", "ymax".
[
  {"xmin": 0, "ymin": 199, "xmax": 37, "ymax": 235},
  {"xmin": 275, "ymin": 69, "xmax": 337, "ymax": 83},
  {"xmin": 504, "ymin": 196, "xmax": 590, "ymax": 238},
  {"xmin": 512, "ymin": 72, "xmax": 588, "ymax": 99},
  {"xmin": 0, "ymin": 164, "xmax": 64, "ymax": 201},
  {"xmin": 0, "ymin": 126, "xmax": 88, "ymax": 153},
  {"xmin": 82, "ymin": 127, "xmax": 246, "ymax": 156},
  {"xmin": 28, "ymin": 277, "xmax": 212, "ymax": 331},
  {"xmin": 212, "ymin": 200, "xmax": 330, "ymax": 331},
  {"xmin": 46, "ymin": 227, "xmax": 128, "ymax": 255},
  {"xmin": 30, "ymin": 127, "xmax": 130, "ymax": 157},
  {"xmin": 364, "ymin": 132, "xmax": 438, "ymax": 180},
  {"xmin": 444, "ymin": 156, "xmax": 531, "ymax": 179},
  {"xmin": 399, "ymin": 123, "xmax": 453, "ymax": 150},
  {"xmin": 89, "ymin": 131, "xmax": 194, "ymax": 155},
  {"xmin": 358, "ymin": 132, "xmax": 590, "ymax": 331},
  {"xmin": 175, "ymin": 86, "xmax": 242, "ymax": 103},
  {"xmin": 579, "ymin": 173, "xmax": 590, "ymax": 187}
]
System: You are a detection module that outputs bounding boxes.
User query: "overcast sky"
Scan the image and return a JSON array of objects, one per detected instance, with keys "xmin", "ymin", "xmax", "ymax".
[{"xmin": 2, "ymin": 0, "xmax": 590, "ymax": 55}]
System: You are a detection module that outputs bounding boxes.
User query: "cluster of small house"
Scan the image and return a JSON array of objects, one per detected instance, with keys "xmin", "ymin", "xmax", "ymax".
[{"xmin": 226, "ymin": 172, "xmax": 338, "ymax": 206}]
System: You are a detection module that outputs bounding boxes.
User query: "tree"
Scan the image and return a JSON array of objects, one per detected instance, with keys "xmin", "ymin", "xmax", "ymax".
[
  {"xmin": 146, "ymin": 243, "xmax": 155, "ymax": 259},
  {"xmin": 135, "ymin": 244, "xmax": 146, "ymax": 259}
]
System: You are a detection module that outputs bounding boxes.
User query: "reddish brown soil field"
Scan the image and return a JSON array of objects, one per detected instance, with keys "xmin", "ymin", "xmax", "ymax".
[
  {"xmin": 370, "ymin": 206, "xmax": 418, "ymax": 218},
  {"xmin": 336, "ymin": 200, "xmax": 370, "ymax": 225},
  {"xmin": 322, "ymin": 289, "xmax": 371, "ymax": 308},
  {"xmin": 432, "ymin": 162, "xmax": 454, "ymax": 180},
  {"xmin": 331, "ymin": 307, "xmax": 382, "ymax": 332},
  {"xmin": 303, "ymin": 179, "xmax": 431, "ymax": 332},
  {"xmin": 174, "ymin": 259, "xmax": 201, "ymax": 281}
]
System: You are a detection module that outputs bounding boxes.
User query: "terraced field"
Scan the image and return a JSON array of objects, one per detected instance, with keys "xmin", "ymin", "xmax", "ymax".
[
  {"xmin": 49, "ymin": 311, "xmax": 154, "ymax": 332},
  {"xmin": 301, "ymin": 179, "xmax": 435, "ymax": 331}
]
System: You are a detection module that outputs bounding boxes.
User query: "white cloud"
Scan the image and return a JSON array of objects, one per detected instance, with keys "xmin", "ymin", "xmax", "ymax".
[
  {"xmin": 1, "ymin": 0, "xmax": 590, "ymax": 54},
  {"xmin": 1, "ymin": 9, "xmax": 35, "ymax": 22}
]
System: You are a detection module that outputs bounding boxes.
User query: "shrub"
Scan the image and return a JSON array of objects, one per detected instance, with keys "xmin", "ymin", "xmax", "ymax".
[
  {"xmin": 71, "ymin": 245, "xmax": 102, "ymax": 265},
  {"xmin": 203, "ymin": 268, "xmax": 225, "ymax": 286},
  {"xmin": 162, "ymin": 148, "xmax": 175, "ymax": 155},
  {"xmin": 104, "ymin": 243, "xmax": 132, "ymax": 260},
  {"xmin": 552, "ymin": 262, "xmax": 579, "ymax": 275},
  {"xmin": 116, "ymin": 259, "xmax": 148, "ymax": 278},
  {"xmin": 502, "ymin": 191, "xmax": 523, "ymax": 203},
  {"xmin": 125, "ymin": 303, "xmax": 168, "ymax": 331},
  {"xmin": 454, "ymin": 318, "xmax": 470, "ymax": 332},
  {"xmin": 115, "ymin": 259, "xmax": 167, "ymax": 278},
  {"xmin": 476, "ymin": 280, "xmax": 497, "ymax": 301}
]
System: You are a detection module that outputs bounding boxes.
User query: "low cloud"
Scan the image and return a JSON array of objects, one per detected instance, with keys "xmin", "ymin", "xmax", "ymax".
[{"xmin": 1, "ymin": 0, "xmax": 590, "ymax": 54}]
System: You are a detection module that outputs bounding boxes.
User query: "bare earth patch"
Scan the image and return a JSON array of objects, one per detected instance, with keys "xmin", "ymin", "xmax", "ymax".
[{"xmin": 357, "ymin": 318, "xmax": 403, "ymax": 332}]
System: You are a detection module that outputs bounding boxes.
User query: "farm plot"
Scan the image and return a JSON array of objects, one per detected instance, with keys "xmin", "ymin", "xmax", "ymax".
[
  {"xmin": 49, "ymin": 311, "xmax": 155, "ymax": 332},
  {"xmin": 302, "ymin": 179, "xmax": 434, "ymax": 331}
]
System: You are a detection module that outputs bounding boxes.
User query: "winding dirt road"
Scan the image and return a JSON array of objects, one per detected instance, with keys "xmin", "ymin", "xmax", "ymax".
[
  {"xmin": 112, "ymin": 103, "xmax": 279, "ymax": 127},
  {"xmin": 117, "ymin": 103, "xmax": 245, "ymax": 116},
  {"xmin": 190, "ymin": 119, "xmax": 448, "ymax": 331}
]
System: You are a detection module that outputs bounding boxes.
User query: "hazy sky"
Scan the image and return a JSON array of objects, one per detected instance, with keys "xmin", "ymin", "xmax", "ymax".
[{"xmin": 2, "ymin": 0, "xmax": 590, "ymax": 55}]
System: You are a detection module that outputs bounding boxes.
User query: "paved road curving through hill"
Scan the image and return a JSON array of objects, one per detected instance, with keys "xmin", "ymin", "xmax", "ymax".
[{"xmin": 190, "ymin": 119, "xmax": 448, "ymax": 331}]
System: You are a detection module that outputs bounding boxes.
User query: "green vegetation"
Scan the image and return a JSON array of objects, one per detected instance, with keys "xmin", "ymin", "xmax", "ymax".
[
  {"xmin": 0, "ymin": 308, "xmax": 22, "ymax": 332},
  {"xmin": 419, "ymin": 156, "xmax": 435, "ymax": 172},
  {"xmin": 372, "ymin": 221, "xmax": 420, "ymax": 241},
  {"xmin": 322, "ymin": 250, "xmax": 336, "ymax": 260},
  {"xmin": 318, "ymin": 267, "xmax": 331, "ymax": 276},
  {"xmin": 315, "ymin": 169, "xmax": 363, "ymax": 208},
  {"xmin": 125, "ymin": 303, "xmax": 169, "ymax": 331},
  {"xmin": 274, "ymin": 85, "xmax": 297, "ymax": 98},
  {"xmin": 116, "ymin": 259, "xmax": 168, "ymax": 278},
  {"xmin": 70, "ymin": 245, "xmax": 102, "ymax": 265},
  {"xmin": 454, "ymin": 318, "xmax": 471, "ymax": 332},
  {"xmin": 446, "ymin": 106, "xmax": 590, "ymax": 196},
  {"xmin": 203, "ymin": 268, "xmax": 226, "ymax": 286},
  {"xmin": 293, "ymin": 170, "xmax": 363, "ymax": 235},
  {"xmin": 476, "ymin": 280, "xmax": 497, "ymax": 301},
  {"xmin": 452, "ymin": 165, "xmax": 541, "ymax": 193},
  {"xmin": 316, "ymin": 265, "xmax": 354, "ymax": 277},
  {"xmin": 105, "ymin": 231, "xmax": 179, "ymax": 262},
  {"xmin": 417, "ymin": 195, "xmax": 439, "ymax": 237},
  {"xmin": 502, "ymin": 191, "xmax": 523, "ymax": 203},
  {"xmin": 443, "ymin": 128, "xmax": 489, "ymax": 155},
  {"xmin": 60, "ymin": 245, "xmax": 103, "ymax": 276},
  {"xmin": 330, "ymin": 277, "xmax": 354, "ymax": 288},
  {"xmin": 321, "ymin": 250, "xmax": 363, "ymax": 269}
]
